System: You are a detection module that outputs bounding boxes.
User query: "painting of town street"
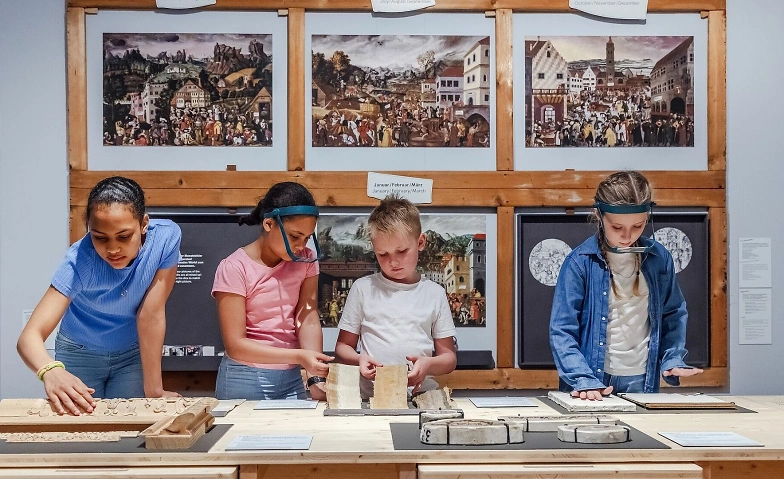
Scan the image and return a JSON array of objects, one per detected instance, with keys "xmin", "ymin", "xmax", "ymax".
[
  {"xmin": 103, "ymin": 33, "xmax": 273, "ymax": 147},
  {"xmin": 311, "ymin": 35, "xmax": 491, "ymax": 147},
  {"xmin": 525, "ymin": 36, "xmax": 695, "ymax": 148},
  {"xmin": 316, "ymin": 214, "xmax": 488, "ymax": 328}
]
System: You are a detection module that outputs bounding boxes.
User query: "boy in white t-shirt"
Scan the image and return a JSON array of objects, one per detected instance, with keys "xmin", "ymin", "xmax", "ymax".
[{"xmin": 335, "ymin": 196, "xmax": 457, "ymax": 399}]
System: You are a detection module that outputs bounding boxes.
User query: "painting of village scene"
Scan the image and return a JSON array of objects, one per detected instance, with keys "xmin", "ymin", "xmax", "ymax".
[
  {"xmin": 316, "ymin": 214, "xmax": 488, "ymax": 327},
  {"xmin": 311, "ymin": 35, "xmax": 491, "ymax": 148},
  {"xmin": 103, "ymin": 33, "xmax": 273, "ymax": 147},
  {"xmin": 524, "ymin": 36, "xmax": 695, "ymax": 148}
]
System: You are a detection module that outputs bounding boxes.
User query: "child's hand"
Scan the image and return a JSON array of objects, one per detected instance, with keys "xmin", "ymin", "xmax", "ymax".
[
  {"xmin": 359, "ymin": 354, "xmax": 382, "ymax": 380},
  {"xmin": 406, "ymin": 355, "xmax": 431, "ymax": 393},
  {"xmin": 308, "ymin": 381, "xmax": 327, "ymax": 401},
  {"xmin": 299, "ymin": 350, "xmax": 334, "ymax": 377},
  {"xmin": 663, "ymin": 367, "xmax": 704, "ymax": 378},
  {"xmin": 42, "ymin": 368, "xmax": 97, "ymax": 416},
  {"xmin": 570, "ymin": 385, "xmax": 614, "ymax": 401}
]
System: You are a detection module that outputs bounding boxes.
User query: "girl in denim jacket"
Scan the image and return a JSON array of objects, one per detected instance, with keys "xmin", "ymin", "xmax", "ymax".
[{"xmin": 550, "ymin": 171, "xmax": 703, "ymax": 400}]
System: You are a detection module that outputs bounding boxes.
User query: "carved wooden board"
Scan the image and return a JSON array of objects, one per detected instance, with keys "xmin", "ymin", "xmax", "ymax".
[
  {"xmin": 0, "ymin": 397, "xmax": 206, "ymax": 420},
  {"xmin": 413, "ymin": 388, "xmax": 456, "ymax": 410},
  {"xmin": 0, "ymin": 431, "xmax": 138, "ymax": 442},
  {"xmin": 326, "ymin": 363, "xmax": 361, "ymax": 410},
  {"xmin": 369, "ymin": 365, "xmax": 408, "ymax": 410}
]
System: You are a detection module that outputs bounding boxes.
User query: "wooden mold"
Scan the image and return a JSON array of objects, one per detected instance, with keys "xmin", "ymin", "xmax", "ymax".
[{"xmin": 140, "ymin": 398, "xmax": 218, "ymax": 450}]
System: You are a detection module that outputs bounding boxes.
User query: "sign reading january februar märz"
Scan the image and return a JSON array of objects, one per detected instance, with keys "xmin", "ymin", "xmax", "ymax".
[{"xmin": 367, "ymin": 172, "xmax": 433, "ymax": 204}]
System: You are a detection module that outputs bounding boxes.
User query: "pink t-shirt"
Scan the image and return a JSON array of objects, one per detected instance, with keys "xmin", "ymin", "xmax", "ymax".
[{"xmin": 212, "ymin": 247, "xmax": 319, "ymax": 369}]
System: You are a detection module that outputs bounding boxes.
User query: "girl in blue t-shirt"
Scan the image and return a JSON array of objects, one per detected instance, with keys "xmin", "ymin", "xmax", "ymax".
[{"xmin": 17, "ymin": 176, "xmax": 182, "ymax": 415}]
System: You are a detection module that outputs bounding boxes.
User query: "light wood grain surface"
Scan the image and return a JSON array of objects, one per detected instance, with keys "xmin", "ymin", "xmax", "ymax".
[{"xmin": 0, "ymin": 396, "xmax": 783, "ymax": 468}]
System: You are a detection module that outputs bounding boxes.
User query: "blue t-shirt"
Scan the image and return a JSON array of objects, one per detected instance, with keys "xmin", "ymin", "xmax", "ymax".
[{"xmin": 52, "ymin": 219, "xmax": 181, "ymax": 351}]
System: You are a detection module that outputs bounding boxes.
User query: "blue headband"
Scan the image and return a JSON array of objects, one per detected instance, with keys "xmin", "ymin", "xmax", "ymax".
[
  {"xmin": 263, "ymin": 205, "xmax": 322, "ymax": 262},
  {"xmin": 593, "ymin": 201, "xmax": 655, "ymax": 215}
]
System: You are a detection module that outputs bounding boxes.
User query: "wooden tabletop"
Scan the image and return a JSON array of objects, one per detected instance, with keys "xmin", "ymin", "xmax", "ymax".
[{"xmin": 1, "ymin": 396, "xmax": 784, "ymax": 467}]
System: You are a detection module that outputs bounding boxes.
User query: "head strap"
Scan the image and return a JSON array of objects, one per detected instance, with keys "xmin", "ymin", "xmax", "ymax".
[
  {"xmin": 263, "ymin": 205, "xmax": 321, "ymax": 262},
  {"xmin": 593, "ymin": 201, "xmax": 655, "ymax": 215}
]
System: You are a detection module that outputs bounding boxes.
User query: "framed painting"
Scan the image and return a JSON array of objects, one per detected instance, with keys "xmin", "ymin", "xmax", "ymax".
[
  {"xmin": 305, "ymin": 12, "xmax": 496, "ymax": 171},
  {"xmin": 513, "ymin": 14, "xmax": 708, "ymax": 170},
  {"xmin": 317, "ymin": 209, "xmax": 498, "ymax": 356},
  {"xmin": 86, "ymin": 10, "xmax": 287, "ymax": 170}
]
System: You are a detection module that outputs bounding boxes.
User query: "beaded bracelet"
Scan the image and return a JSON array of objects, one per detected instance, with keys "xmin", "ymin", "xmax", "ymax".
[{"xmin": 36, "ymin": 361, "xmax": 65, "ymax": 381}]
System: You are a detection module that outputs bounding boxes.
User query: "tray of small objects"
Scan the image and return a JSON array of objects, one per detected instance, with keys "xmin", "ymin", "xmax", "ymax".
[
  {"xmin": 541, "ymin": 392, "xmax": 754, "ymax": 415},
  {"xmin": 389, "ymin": 410, "xmax": 670, "ymax": 450}
]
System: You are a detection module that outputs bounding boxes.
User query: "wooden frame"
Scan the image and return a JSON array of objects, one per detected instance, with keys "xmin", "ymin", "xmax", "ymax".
[{"xmin": 65, "ymin": 0, "xmax": 727, "ymax": 389}]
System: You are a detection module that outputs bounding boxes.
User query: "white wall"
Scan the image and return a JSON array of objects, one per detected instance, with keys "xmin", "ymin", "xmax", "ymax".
[
  {"xmin": 726, "ymin": 0, "xmax": 784, "ymax": 394},
  {"xmin": 0, "ymin": 0, "xmax": 69, "ymax": 398},
  {"xmin": 0, "ymin": 0, "xmax": 782, "ymax": 397}
]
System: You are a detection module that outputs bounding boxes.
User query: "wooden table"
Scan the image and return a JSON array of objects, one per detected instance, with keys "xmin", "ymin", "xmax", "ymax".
[{"xmin": 1, "ymin": 395, "xmax": 783, "ymax": 479}]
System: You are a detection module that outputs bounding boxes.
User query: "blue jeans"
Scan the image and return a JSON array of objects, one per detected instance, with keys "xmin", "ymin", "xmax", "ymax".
[
  {"xmin": 54, "ymin": 332, "xmax": 143, "ymax": 398},
  {"xmin": 215, "ymin": 356, "xmax": 306, "ymax": 400},
  {"xmin": 603, "ymin": 373, "xmax": 646, "ymax": 394}
]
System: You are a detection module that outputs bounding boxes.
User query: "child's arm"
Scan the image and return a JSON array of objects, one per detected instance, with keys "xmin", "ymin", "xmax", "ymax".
[
  {"xmin": 335, "ymin": 329, "xmax": 382, "ymax": 380},
  {"xmin": 216, "ymin": 292, "xmax": 333, "ymax": 371},
  {"xmin": 136, "ymin": 266, "xmax": 179, "ymax": 398},
  {"xmin": 550, "ymin": 257, "xmax": 608, "ymax": 395},
  {"xmin": 295, "ymin": 276, "xmax": 334, "ymax": 400},
  {"xmin": 658, "ymin": 252, "xmax": 703, "ymax": 384},
  {"xmin": 406, "ymin": 336, "xmax": 457, "ymax": 393},
  {"xmin": 17, "ymin": 286, "xmax": 96, "ymax": 415}
]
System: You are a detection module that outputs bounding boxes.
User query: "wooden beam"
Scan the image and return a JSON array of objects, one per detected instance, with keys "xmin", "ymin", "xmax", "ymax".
[
  {"xmin": 707, "ymin": 10, "xmax": 727, "ymax": 171},
  {"xmin": 66, "ymin": 8, "xmax": 87, "ymax": 171},
  {"xmin": 495, "ymin": 9, "xmax": 513, "ymax": 171},
  {"xmin": 69, "ymin": 206, "xmax": 87, "ymax": 244},
  {"xmin": 70, "ymin": 170, "xmax": 726, "ymax": 191},
  {"xmin": 496, "ymin": 207, "xmax": 515, "ymax": 368},
  {"xmin": 67, "ymin": 0, "xmax": 726, "ymax": 12},
  {"xmin": 709, "ymin": 207, "xmax": 727, "ymax": 368},
  {"xmin": 288, "ymin": 8, "xmax": 305, "ymax": 170},
  {"xmin": 71, "ymin": 186, "xmax": 726, "ymax": 208}
]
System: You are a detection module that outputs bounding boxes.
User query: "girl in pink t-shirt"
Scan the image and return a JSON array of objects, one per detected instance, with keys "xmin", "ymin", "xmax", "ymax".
[{"xmin": 212, "ymin": 182, "xmax": 332, "ymax": 400}]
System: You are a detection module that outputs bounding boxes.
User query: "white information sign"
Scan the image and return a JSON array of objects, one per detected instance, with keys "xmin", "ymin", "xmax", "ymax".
[
  {"xmin": 659, "ymin": 431, "xmax": 763, "ymax": 447},
  {"xmin": 226, "ymin": 435, "xmax": 313, "ymax": 451},
  {"xmin": 253, "ymin": 400, "xmax": 319, "ymax": 410},
  {"xmin": 739, "ymin": 288, "xmax": 772, "ymax": 345},
  {"xmin": 569, "ymin": 0, "xmax": 649, "ymax": 20},
  {"xmin": 367, "ymin": 172, "xmax": 433, "ymax": 204},
  {"xmin": 739, "ymin": 238, "xmax": 772, "ymax": 288},
  {"xmin": 469, "ymin": 397, "xmax": 538, "ymax": 408},
  {"xmin": 370, "ymin": 0, "xmax": 435, "ymax": 13},
  {"xmin": 156, "ymin": 0, "xmax": 216, "ymax": 8}
]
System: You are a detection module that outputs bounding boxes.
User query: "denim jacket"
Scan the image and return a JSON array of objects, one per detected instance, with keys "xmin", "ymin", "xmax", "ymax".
[{"xmin": 549, "ymin": 234, "xmax": 691, "ymax": 393}]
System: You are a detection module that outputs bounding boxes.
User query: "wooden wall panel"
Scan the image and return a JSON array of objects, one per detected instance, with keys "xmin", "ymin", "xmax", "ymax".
[
  {"xmin": 66, "ymin": 7, "xmax": 87, "ymax": 171},
  {"xmin": 707, "ymin": 10, "xmax": 727, "ymax": 171},
  {"xmin": 66, "ymin": 4, "xmax": 729, "ymax": 389},
  {"xmin": 495, "ymin": 9, "xmax": 514, "ymax": 171},
  {"xmin": 287, "ymin": 8, "xmax": 305, "ymax": 170}
]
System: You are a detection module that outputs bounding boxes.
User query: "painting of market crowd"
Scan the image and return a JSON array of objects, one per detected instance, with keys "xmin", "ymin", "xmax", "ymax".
[
  {"xmin": 524, "ymin": 36, "xmax": 695, "ymax": 148},
  {"xmin": 316, "ymin": 214, "xmax": 488, "ymax": 327},
  {"xmin": 311, "ymin": 35, "xmax": 491, "ymax": 148},
  {"xmin": 103, "ymin": 33, "xmax": 273, "ymax": 147}
]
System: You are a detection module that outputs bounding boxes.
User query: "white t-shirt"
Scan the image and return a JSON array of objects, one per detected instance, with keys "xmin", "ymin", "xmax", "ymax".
[
  {"xmin": 338, "ymin": 273, "xmax": 456, "ymax": 398},
  {"xmin": 604, "ymin": 252, "xmax": 651, "ymax": 376}
]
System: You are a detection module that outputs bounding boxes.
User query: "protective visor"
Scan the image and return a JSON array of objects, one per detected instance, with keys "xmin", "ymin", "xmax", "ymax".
[
  {"xmin": 593, "ymin": 201, "xmax": 656, "ymax": 254},
  {"xmin": 263, "ymin": 205, "xmax": 322, "ymax": 262}
]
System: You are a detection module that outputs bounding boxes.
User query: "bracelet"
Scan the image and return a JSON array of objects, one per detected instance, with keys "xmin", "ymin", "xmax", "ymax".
[
  {"xmin": 306, "ymin": 376, "xmax": 327, "ymax": 388},
  {"xmin": 36, "ymin": 361, "xmax": 65, "ymax": 381}
]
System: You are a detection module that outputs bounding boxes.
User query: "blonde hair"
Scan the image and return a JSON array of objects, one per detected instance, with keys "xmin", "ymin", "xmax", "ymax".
[
  {"xmin": 595, "ymin": 171, "xmax": 652, "ymax": 297},
  {"xmin": 367, "ymin": 195, "xmax": 422, "ymax": 239}
]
